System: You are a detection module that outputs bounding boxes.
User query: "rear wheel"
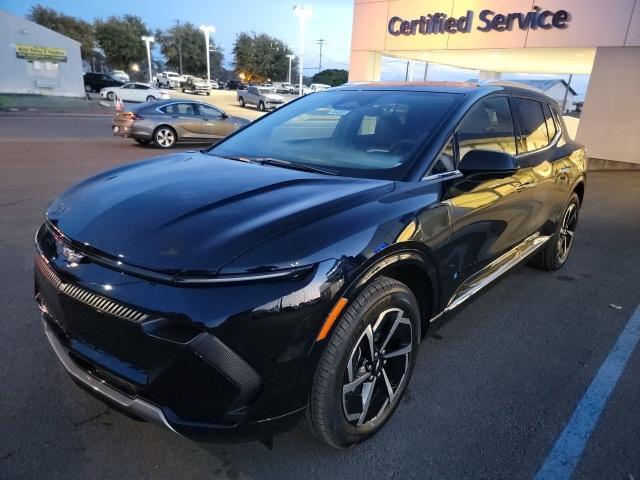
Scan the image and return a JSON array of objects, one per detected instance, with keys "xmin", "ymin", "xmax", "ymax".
[
  {"xmin": 152, "ymin": 126, "xmax": 176, "ymax": 149},
  {"xmin": 530, "ymin": 192, "xmax": 580, "ymax": 271},
  {"xmin": 239, "ymin": 97, "xmax": 245, "ymax": 107},
  {"xmin": 146, "ymin": 95, "xmax": 156, "ymax": 102},
  {"xmin": 306, "ymin": 276, "xmax": 420, "ymax": 448}
]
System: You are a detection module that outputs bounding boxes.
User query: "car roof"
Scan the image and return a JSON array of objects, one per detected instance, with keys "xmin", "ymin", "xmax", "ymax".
[{"xmin": 332, "ymin": 80, "xmax": 557, "ymax": 102}]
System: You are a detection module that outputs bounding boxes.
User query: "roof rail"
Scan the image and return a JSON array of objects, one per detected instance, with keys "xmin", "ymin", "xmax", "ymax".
[{"xmin": 480, "ymin": 79, "xmax": 546, "ymax": 94}]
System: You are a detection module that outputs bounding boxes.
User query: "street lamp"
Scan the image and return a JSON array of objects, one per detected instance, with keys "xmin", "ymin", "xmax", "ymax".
[
  {"xmin": 140, "ymin": 35, "xmax": 155, "ymax": 83},
  {"xmin": 286, "ymin": 54, "xmax": 295, "ymax": 84},
  {"xmin": 199, "ymin": 25, "xmax": 215, "ymax": 86},
  {"xmin": 293, "ymin": 5, "xmax": 313, "ymax": 96}
]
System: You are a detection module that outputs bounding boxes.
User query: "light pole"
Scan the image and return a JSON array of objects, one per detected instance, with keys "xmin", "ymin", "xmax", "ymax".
[
  {"xmin": 199, "ymin": 25, "xmax": 215, "ymax": 85},
  {"xmin": 286, "ymin": 54, "xmax": 295, "ymax": 84},
  {"xmin": 141, "ymin": 35, "xmax": 155, "ymax": 83},
  {"xmin": 293, "ymin": 5, "xmax": 313, "ymax": 96}
]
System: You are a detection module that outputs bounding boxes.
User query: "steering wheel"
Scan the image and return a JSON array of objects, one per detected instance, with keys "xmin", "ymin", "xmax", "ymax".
[{"xmin": 390, "ymin": 139, "xmax": 418, "ymax": 155}]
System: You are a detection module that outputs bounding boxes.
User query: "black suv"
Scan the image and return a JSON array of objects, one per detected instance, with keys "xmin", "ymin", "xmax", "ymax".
[
  {"xmin": 35, "ymin": 82, "xmax": 586, "ymax": 448},
  {"xmin": 83, "ymin": 72, "xmax": 124, "ymax": 93}
]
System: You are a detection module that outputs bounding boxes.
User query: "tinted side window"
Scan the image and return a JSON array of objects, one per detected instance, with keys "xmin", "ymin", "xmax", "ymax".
[
  {"xmin": 543, "ymin": 103, "xmax": 557, "ymax": 140},
  {"xmin": 160, "ymin": 103, "xmax": 199, "ymax": 116},
  {"xmin": 514, "ymin": 98, "xmax": 549, "ymax": 152},
  {"xmin": 457, "ymin": 96, "xmax": 517, "ymax": 160}
]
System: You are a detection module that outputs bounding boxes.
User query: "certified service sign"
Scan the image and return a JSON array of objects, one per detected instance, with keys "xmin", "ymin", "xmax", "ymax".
[{"xmin": 15, "ymin": 44, "xmax": 68, "ymax": 62}]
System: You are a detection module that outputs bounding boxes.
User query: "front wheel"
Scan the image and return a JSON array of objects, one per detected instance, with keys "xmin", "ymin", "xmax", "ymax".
[
  {"xmin": 146, "ymin": 95, "xmax": 156, "ymax": 102},
  {"xmin": 239, "ymin": 97, "xmax": 245, "ymax": 107},
  {"xmin": 530, "ymin": 192, "xmax": 580, "ymax": 271},
  {"xmin": 306, "ymin": 276, "xmax": 420, "ymax": 448},
  {"xmin": 258, "ymin": 101, "xmax": 266, "ymax": 112},
  {"xmin": 152, "ymin": 126, "xmax": 176, "ymax": 149},
  {"xmin": 106, "ymin": 91, "xmax": 115, "ymax": 101}
]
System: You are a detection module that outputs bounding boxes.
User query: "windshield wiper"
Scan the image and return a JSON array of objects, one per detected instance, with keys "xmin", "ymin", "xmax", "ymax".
[
  {"xmin": 253, "ymin": 157, "xmax": 339, "ymax": 176},
  {"xmin": 217, "ymin": 155, "xmax": 260, "ymax": 164}
]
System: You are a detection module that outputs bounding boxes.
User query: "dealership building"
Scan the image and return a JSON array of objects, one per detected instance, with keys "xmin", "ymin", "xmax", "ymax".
[
  {"xmin": 348, "ymin": 0, "xmax": 640, "ymax": 168},
  {"xmin": 0, "ymin": 10, "xmax": 84, "ymax": 97}
]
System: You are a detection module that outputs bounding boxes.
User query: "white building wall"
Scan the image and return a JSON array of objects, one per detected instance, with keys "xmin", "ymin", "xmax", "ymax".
[
  {"xmin": 0, "ymin": 11, "xmax": 84, "ymax": 97},
  {"xmin": 576, "ymin": 47, "xmax": 640, "ymax": 165}
]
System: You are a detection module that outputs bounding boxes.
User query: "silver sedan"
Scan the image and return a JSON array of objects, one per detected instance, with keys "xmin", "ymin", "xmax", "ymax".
[{"xmin": 111, "ymin": 99, "xmax": 251, "ymax": 148}]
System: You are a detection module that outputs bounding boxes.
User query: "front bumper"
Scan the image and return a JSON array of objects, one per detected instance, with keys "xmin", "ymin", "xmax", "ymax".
[
  {"xmin": 34, "ymin": 223, "xmax": 342, "ymax": 441},
  {"xmin": 42, "ymin": 319, "xmax": 178, "ymax": 434}
]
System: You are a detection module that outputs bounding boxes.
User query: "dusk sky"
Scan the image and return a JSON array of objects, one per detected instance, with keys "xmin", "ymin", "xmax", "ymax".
[{"xmin": 0, "ymin": 0, "xmax": 588, "ymax": 94}]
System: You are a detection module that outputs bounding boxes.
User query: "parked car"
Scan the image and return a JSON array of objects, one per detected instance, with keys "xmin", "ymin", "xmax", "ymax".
[
  {"xmin": 35, "ymin": 82, "xmax": 586, "ymax": 448},
  {"xmin": 83, "ymin": 73, "xmax": 123, "ymax": 93},
  {"xmin": 181, "ymin": 77, "xmax": 211, "ymax": 95},
  {"xmin": 100, "ymin": 83, "xmax": 170, "ymax": 102},
  {"xmin": 110, "ymin": 70, "xmax": 130, "ymax": 82},
  {"xmin": 110, "ymin": 99, "xmax": 249, "ymax": 148},
  {"xmin": 209, "ymin": 79, "xmax": 219, "ymax": 90},
  {"xmin": 226, "ymin": 79, "xmax": 246, "ymax": 90},
  {"xmin": 217, "ymin": 81, "xmax": 226, "ymax": 89},
  {"xmin": 156, "ymin": 72, "xmax": 182, "ymax": 89},
  {"xmin": 237, "ymin": 85, "xmax": 285, "ymax": 111},
  {"xmin": 178, "ymin": 75, "xmax": 195, "ymax": 88},
  {"xmin": 303, "ymin": 83, "xmax": 331, "ymax": 95},
  {"xmin": 273, "ymin": 81, "xmax": 295, "ymax": 94}
]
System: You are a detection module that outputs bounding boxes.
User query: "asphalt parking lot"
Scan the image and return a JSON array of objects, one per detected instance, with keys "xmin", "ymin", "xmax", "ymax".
[{"xmin": 0, "ymin": 116, "xmax": 638, "ymax": 480}]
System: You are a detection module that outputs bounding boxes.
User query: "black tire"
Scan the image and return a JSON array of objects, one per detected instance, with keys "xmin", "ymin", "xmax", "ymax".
[
  {"xmin": 258, "ymin": 101, "xmax": 266, "ymax": 112},
  {"xmin": 152, "ymin": 126, "xmax": 177, "ymax": 149},
  {"xmin": 146, "ymin": 95, "xmax": 156, "ymax": 102},
  {"xmin": 106, "ymin": 91, "xmax": 115, "ymax": 101},
  {"xmin": 530, "ymin": 192, "xmax": 580, "ymax": 271},
  {"xmin": 306, "ymin": 276, "xmax": 420, "ymax": 448},
  {"xmin": 239, "ymin": 97, "xmax": 245, "ymax": 107},
  {"xmin": 182, "ymin": 88, "xmax": 186, "ymax": 93}
]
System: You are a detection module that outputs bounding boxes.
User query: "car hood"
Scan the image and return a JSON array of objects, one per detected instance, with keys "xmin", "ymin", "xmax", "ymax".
[
  {"xmin": 263, "ymin": 93, "xmax": 284, "ymax": 100},
  {"xmin": 46, "ymin": 152, "xmax": 393, "ymax": 275}
]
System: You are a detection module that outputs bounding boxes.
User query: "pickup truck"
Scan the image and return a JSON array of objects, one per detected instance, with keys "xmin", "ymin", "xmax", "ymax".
[
  {"xmin": 181, "ymin": 77, "xmax": 211, "ymax": 95},
  {"xmin": 302, "ymin": 83, "xmax": 331, "ymax": 95},
  {"xmin": 156, "ymin": 72, "xmax": 182, "ymax": 89},
  {"xmin": 237, "ymin": 86, "xmax": 285, "ymax": 111}
]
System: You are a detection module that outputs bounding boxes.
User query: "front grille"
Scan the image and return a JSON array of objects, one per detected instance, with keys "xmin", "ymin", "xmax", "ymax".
[{"xmin": 36, "ymin": 255, "xmax": 149, "ymax": 323}]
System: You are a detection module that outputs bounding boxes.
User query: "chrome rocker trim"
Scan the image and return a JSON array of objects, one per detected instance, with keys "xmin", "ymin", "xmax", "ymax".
[
  {"xmin": 42, "ymin": 320, "xmax": 180, "ymax": 436},
  {"xmin": 445, "ymin": 232, "xmax": 551, "ymax": 313},
  {"xmin": 429, "ymin": 232, "xmax": 551, "ymax": 323}
]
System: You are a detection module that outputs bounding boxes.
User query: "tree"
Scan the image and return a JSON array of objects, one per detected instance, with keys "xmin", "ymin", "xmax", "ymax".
[
  {"xmin": 94, "ymin": 15, "xmax": 149, "ymax": 72},
  {"xmin": 312, "ymin": 69, "xmax": 349, "ymax": 87},
  {"xmin": 28, "ymin": 5, "xmax": 94, "ymax": 58},
  {"xmin": 155, "ymin": 22, "xmax": 223, "ymax": 78},
  {"xmin": 233, "ymin": 32, "xmax": 297, "ymax": 83}
]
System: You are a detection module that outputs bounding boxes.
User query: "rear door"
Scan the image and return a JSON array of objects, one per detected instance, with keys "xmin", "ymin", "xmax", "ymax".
[
  {"xmin": 159, "ymin": 102, "xmax": 203, "ymax": 138},
  {"xmin": 511, "ymin": 97, "xmax": 563, "ymax": 235},
  {"xmin": 197, "ymin": 104, "xmax": 236, "ymax": 140}
]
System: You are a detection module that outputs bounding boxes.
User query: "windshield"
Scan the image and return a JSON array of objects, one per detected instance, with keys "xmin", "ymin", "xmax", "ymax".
[{"xmin": 208, "ymin": 90, "xmax": 460, "ymax": 180}]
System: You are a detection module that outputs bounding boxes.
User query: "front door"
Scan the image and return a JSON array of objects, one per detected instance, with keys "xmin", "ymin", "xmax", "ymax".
[
  {"xmin": 438, "ymin": 95, "xmax": 532, "ymax": 299},
  {"xmin": 197, "ymin": 104, "xmax": 236, "ymax": 141}
]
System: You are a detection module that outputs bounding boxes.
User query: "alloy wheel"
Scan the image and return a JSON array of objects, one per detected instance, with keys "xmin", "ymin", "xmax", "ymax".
[
  {"xmin": 155, "ymin": 128, "xmax": 175, "ymax": 148},
  {"xmin": 342, "ymin": 308, "xmax": 413, "ymax": 427},
  {"xmin": 557, "ymin": 202, "xmax": 578, "ymax": 263}
]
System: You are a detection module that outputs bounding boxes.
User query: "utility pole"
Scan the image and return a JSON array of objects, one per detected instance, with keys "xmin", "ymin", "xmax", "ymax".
[
  {"xmin": 315, "ymin": 38, "xmax": 325, "ymax": 72},
  {"xmin": 176, "ymin": 20, "xmax": 183, "ymax": 75}
]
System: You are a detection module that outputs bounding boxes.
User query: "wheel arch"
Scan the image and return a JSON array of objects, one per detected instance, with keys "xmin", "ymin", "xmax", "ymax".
[
  {"xmin": 572, "ymin": 179, "xmax": 585, "ymax": 206},
  {"xmin": 341, "ymin": 245, "xmax": 441, "ymax": 338}
]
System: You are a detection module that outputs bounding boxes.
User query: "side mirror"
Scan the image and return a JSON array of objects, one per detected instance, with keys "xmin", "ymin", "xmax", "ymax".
[
  {"xmin": 458, "ymin": 150, "xmax": 519, "ymax": 175},
  {"xmin": 220, "ymin": 112, "xmax": 228, "ymax": 119}
]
